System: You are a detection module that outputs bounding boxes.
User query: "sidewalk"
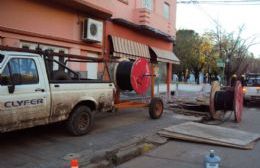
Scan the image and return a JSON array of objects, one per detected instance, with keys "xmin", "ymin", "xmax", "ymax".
[
  {"xmin": 154, "ymin": 83, "xmax": 206, "ymax": 94},
  {"xmin": 118, "ymin": 106, "xmax": 260, "ymax": 168}
]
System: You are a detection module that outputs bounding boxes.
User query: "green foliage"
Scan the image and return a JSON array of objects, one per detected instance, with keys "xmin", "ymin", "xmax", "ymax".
[
  {"xmin": 173, "ymin": 27, "xmax": 257, "ymax": 84},
  {"xmin": 174, "ymin": 29, "xmax": 215, "ymax": 83}
]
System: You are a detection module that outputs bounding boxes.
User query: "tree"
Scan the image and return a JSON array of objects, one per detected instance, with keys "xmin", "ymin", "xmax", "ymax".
[
  {"xmin": 208, "ymin": 26, "xmax": 257, "ymax": 84},
  {"xmin": 199, "ymin": 34, "xmax": 219, "ymax": 83},
  {"xmin": 246, "ymin": 56, "xmax": 260, "ymax": 73},
  {"xmin": 174, "ymin": 29, "xmax": 213, "ymax": 84},
  {"xmin": 173, "ymin": 29, "xmax": 195, "ymax": 81}
]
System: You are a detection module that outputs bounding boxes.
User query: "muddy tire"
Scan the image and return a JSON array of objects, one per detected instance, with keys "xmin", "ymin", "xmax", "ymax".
[
  {"xmin": 149, "ymin": 97, "xmax": 164, "ymax": 119},
  {"xmin": 66, "ymin": 106, "xmax": 93, "ymax": 136}
]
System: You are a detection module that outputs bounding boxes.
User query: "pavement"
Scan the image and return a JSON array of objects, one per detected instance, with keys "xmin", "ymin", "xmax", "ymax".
[
  {"xmin": 118, "ymin": 103, "xmax": 260, "ymax": 168},
  {"xmin": 0, "ymin": 86, "xmax": 259, "ymax": 168},
  {"xmin": 0, "ymin": 107, "xmax": 185, "ymax": 168},
  {"xmin": 155, "ymin": 83, "xmax": 208, "ymax": 93}
]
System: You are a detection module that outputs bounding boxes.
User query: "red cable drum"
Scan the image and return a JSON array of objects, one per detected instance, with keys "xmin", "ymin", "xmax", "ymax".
[
  {"xmin": 234, "ymin": 81, "xmax": 243, "ymax": 122},
  {"xmin": 131, "ymin": 58, "xmax": 151, "ymax": 94},
  {"xmin": 115, "ymin": 58, "xmax": 151, "ymax": 95}
]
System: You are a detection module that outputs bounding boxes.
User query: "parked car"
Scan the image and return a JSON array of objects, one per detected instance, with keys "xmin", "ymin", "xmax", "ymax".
[{"xmin": 243, "ymin": 73, "xmax": 260, "ymax": 105}]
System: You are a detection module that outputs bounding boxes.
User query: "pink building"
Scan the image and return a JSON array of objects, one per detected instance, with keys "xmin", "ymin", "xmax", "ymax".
[
  {"xmin": 104, "ymin": 0, "xmax": 179, "ymax": 95},
  {"xmin": 0, "ymin": 0, "xmax": 112, "ymax": 78},
  {"xmin": 0, "ymin": 0, "xmax": 179, "ymax": 94}
]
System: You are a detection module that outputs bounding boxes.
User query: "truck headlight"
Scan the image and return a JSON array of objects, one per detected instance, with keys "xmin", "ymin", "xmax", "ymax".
[{"xmin": 243, "ymin": 87, "xmax": 247, "ymax": 94}]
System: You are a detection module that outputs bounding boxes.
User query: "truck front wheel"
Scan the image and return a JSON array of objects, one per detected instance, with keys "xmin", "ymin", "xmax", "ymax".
[{"xmin": 66, "ymin": 106, "xmax": 93, "ymax": 136}]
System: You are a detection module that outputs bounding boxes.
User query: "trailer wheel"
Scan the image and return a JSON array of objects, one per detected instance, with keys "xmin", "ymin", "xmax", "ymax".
[
  {"xmin": 66, "ymin": 106, "xmax": 93, "ymax": 136},
  {"xmin": 149, "ymin": 97, "xmax": 164, "ymax": 119}
]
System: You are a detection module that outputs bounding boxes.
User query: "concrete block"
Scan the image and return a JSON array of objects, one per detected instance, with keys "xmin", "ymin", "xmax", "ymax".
[{"xmin": 113, "ymin": 146, "xmax": 142, "ymax": 165}]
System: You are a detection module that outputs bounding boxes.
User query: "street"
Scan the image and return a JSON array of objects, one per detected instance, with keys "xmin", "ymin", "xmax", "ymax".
[
  {"xmin": 0, "ymin": 97, "xmax": 259, "ymax": 168},
  {"xmin": 119, "ymin": 104, "xmax": 260, "ymax": 168},
  {"xmin": 0, "ymin": 106, "xmax": 182, "ymax": 168},
  {"xmin": 1, "ymin": 1, "xmax": 259, "ymax": 168}
]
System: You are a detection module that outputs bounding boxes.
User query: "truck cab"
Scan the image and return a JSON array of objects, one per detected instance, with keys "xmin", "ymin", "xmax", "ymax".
[
  {"xmin": 243, "ymin": 73, "xmax": 260, "ymax": 105},
  {"xmin": 0, "ymin": 51, "xmax": 115, "ymax": 135}
]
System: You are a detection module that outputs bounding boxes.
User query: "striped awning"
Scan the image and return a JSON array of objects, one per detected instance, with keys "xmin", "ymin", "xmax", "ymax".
[
  {"xmin": 110, "ymin": 36, "xmax": 150, "ymax": 60},
  {"xmin": 150, "ymin": 47, "xmax": 180, "ymax": 64}
]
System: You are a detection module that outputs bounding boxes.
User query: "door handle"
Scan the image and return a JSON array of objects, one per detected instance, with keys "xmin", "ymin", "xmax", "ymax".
[
  {"xmin": 35, "ymin": 88, "xmax": 45, "ymax": 92},
  {"xmin": 54, "ymin": 84, "xmax": 60, "ymax": 88}
]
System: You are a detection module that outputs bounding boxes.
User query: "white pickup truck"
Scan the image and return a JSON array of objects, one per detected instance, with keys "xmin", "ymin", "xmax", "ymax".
[
  {"xmin": 243, "ymin": 73, "xmax": 260, "ymax": 104},
  {"xmin": 0, "ymin": 50, "xmax": 115, "ymax": 135}
]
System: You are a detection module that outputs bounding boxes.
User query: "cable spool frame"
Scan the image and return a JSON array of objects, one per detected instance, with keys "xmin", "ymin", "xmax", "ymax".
[{"xmin": 113, "ymin": 58, "xmax": 163, "ymax": 119}]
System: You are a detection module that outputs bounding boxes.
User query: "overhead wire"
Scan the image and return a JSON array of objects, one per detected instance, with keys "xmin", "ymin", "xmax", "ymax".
[
  {"xmin": 177, "ymin": 0, "xmax": 260, "ymax": 5},
  {"xmin": 185, "ymin": 0, "xmax": 225, "ymax": 31}
]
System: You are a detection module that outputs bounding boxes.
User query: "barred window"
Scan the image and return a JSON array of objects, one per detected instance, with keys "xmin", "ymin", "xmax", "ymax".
[
  {"xmin": 0, "ymin": 54, "xmax": 4, "ymax": 63},
  {"xmin": 163, "ymin": 2, "xmax": 170, "ymax": 19}
]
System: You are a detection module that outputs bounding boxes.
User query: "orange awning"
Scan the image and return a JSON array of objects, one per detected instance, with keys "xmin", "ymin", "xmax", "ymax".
[
  {"xmin": 110, "ymin": 36, "xmax": 150, "ymax": 60},
  {"xmin": 150, "ymin": 47, "xmax": 180, "ymax": 64}
]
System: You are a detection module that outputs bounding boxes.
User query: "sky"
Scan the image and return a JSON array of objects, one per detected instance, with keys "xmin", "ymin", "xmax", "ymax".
[{"xmin": 176, "ymin": 2, "xmax": 260, "ymax": 58}]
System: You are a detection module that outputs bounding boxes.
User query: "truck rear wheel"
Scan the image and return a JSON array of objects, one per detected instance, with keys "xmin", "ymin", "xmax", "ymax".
[
  {"xmin": 66, "ymin": 106, "xmax": 93, "ymax": 136},
  {"xmin": 149, "ymin": 97, "xmax": 164, "ymax": 119}
]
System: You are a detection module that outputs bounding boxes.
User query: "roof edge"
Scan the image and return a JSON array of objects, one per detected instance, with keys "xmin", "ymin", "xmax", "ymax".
[
  {"xmin": 111, "ymin": 18, "xmax": 176, "ymax": 43},
  {"xmin": 50, "ymin": 0, "xmax": 113, "ymax": 19}
]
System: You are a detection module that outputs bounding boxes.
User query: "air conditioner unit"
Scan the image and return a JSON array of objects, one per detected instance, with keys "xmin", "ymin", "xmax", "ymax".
[{"xmin": 82, "ymin": 18, "xmax": 103, "ymax": 43}]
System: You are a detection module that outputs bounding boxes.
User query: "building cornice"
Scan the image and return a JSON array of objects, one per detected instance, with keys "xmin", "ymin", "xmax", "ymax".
[
  {"xmin": 111, "ymin": 18, "xmax": 176, "ymax": 43},
  {"xmin": 46, "ymin": 0, "xmax": 113, "ymax": 20}
]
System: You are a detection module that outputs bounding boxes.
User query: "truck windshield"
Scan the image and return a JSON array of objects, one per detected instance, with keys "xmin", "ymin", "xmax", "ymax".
[
  {"xmin": 0, "ymin": 54, "xmax": 4, "ymax": 63},
  {"xmin": 246, "ymin": 75, "xmax": 260, "ymax": 87}
]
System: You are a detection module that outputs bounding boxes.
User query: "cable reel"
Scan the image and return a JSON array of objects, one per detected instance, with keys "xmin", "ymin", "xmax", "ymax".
[{"xmin": 209, "ymin": 81, "xmax": 244, "ymax": 122}]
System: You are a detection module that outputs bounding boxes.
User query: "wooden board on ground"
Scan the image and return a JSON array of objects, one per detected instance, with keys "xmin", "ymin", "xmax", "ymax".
[
  {"xmin": 158, "ymin": 130, "xmax": 255, "ymax": 150},
  {"xmin": 158, "ymin": 122, "xmax": 260, "ymax": 149}
]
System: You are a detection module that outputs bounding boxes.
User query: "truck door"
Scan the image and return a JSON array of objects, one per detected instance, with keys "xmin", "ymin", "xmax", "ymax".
[{"xmin": 0, "ymin": 56, "xmax": 50, "ymax": 129}]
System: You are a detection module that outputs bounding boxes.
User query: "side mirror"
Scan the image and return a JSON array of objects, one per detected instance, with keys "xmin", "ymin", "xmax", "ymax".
[
  {"xmin": 8, "ymin": 84, "xmax": 15, "ymax": 94},
  {"xmin": 0, "ymin": 74, "xmax": 9, "ymax": 85},
  {"xmin": 0, "ymin": 74, "xmax": 16, "ymax": 94},
  {"xmin": 7, "ymin": 73, "xmax": 21, "ymax": 94}
]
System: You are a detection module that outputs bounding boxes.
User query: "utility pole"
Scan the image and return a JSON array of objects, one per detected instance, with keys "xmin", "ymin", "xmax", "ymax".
[{"xmin": 225, "ymin": 54, "xmax": 231, "ymax": 85}]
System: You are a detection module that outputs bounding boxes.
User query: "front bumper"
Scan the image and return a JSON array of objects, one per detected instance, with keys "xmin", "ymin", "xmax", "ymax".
[{"xmin": 244, "ymin": 95, "xmax": 260, "ymax": 101}]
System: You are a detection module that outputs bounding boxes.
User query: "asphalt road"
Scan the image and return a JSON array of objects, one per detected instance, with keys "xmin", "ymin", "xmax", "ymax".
[
  {"xmin": 0, "ymin": 107, "xmax": 184, "ymax": 168},
  {"xmin": 0, "ymin": 100, "xmax": 259, "ymax": 168},
  {"xmin": 119, "ymin": 103, "xmax": 260, "ymax": 168}
]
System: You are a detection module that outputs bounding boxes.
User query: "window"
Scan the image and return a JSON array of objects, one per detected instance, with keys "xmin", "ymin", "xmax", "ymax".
[
  {"xmin": 143, "ymin": 0, "xmax": 153, "ymax": 11},
  {"xmin": 1, "ymin": 63, "xmax": 12, "ymax": 86},
  {"xmin": 246, "ymin": 77, "xmax": 260, "ymax": 87},
  {"xmin": 118, "ymin": 0, "xmax": 128, "ymax": 4},
  {"xmin": 1, "ymin": 58, "xmax": 39, "ymax": 85},
  {"xmin": 163, "ymin": 2, "xmax": 170, "ymax": 19},
  {"xmin": 20, "ymin": 41, "xmax": 68, "ymax": 71},
  {"xmin": 0, "ymin": 54, "xmax": 4, "ymax": 63}
]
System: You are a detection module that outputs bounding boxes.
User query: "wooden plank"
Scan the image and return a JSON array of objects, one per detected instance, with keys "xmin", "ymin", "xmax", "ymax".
[
  {"xmin": 158, "ymin": 130, "xmax": 254, "ymax": 150},
  {"xmin": 159, "ymin": 122, "xmax": 260, "ymax": 149}
]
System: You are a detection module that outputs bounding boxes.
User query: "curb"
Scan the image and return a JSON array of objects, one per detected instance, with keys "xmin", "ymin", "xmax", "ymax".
[{"xmin": 79, "ymin": 134, "xmax": 166, "ymax": 168}]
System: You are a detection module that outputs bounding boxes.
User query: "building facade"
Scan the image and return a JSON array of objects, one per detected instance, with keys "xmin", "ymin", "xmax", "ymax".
[
  {"xmin": 105, "ymin": 0, "xmax": 179, "ymax": 95},
  {"xmin": 0, "ymin": 0, "xmax": 113, "ymax": 79},
  {"xmin": 0, "ymin": 0, "xmax": 179, "ymax": 94}
]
